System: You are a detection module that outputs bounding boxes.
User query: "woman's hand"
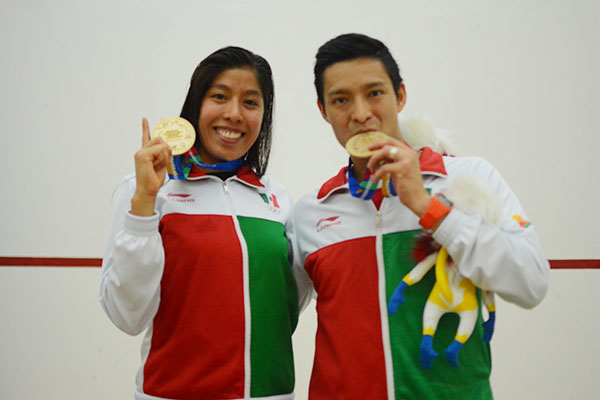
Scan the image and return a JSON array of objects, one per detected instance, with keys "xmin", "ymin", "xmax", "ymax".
[
  {"xmin": 131, "ymin": 118, "xmax": 172, "ymax": 216},
  {"xmin": 366, "ymin": 138, "xmax": 431, "ymax": 217}
]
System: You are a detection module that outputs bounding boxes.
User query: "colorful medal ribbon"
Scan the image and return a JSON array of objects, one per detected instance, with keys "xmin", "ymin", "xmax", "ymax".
[
  {"xmin": 169, "ymin": 147, "xmax": 243, "ymax": 180},
  {"xmin": 347, "ymin": 158, "xmax": 397, "ymax": 200}
]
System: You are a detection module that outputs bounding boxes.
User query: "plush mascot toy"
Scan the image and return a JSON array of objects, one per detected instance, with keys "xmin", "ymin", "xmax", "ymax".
[
  {"xmin": 388, "ymin": 115, "xmax": 499, "ymax": 369},
  {"xmin": 388, "ymin": 227, "xmax": 496, "ymax": 368}
]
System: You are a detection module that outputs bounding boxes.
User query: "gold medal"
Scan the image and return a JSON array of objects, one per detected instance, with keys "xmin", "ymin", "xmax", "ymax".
[
  {"xmin": 151, "ymin": 117, "xmax": 195, "ymax": 156},
  {"xmin": 345, "ymin": 131, "xmax": 390, "ymax": 158}
]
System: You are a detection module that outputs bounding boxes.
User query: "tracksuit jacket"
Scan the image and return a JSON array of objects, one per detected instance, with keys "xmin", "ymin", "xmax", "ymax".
[
  {"xmin": 288, "ymin": 148, "xmax": 550, "ymax": 400},
  {"xmin": 100, "ymin": 166, "xmax": 298, "ymax": 400}
]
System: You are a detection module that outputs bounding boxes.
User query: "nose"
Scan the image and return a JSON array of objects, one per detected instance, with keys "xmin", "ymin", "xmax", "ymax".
[
  {"xmin": 351, "ymin": 97, "xmax": 372, "ymax": 123},
  {"xmin": 223, "ymin": 99, "xmax": 242, "ymax": 122}
]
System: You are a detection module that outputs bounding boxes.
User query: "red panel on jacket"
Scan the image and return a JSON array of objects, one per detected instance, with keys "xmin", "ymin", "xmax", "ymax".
[
  {"xmin": 144, "ymin": 214, "xmax": 246, "ymax": 399},
  {"xmin": 305, "ymin": 237, "xmax": 388, "ymax": 400}
]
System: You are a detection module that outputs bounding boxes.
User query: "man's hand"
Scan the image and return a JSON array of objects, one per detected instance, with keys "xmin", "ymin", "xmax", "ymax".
[{"xmin": 366, "ymin": 138, "xmax": 431, "ymax": 217}]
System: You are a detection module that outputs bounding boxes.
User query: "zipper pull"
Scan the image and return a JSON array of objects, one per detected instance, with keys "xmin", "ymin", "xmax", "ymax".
[{"xmin": 376, "ymin": 210, "xmax": 382, "ymax": 228}]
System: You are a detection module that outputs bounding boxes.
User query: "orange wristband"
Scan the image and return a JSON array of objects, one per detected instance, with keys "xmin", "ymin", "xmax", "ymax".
[{"xmin": 419, "ymin": 193, "xmax": 453, "ymax": 230}]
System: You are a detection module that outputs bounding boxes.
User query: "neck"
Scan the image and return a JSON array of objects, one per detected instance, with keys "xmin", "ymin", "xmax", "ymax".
[
  {"xmin": 350, "ymin": 157, "xmax": 368, "ymax": 181},
  {"xmin": 199, "ymin": 166, "xmax": 236, "ymax": 175}
]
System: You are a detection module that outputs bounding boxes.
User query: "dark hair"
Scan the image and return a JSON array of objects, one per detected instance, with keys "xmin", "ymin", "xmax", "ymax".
[
  {"xmin": 314, "ymin": 33, "xmax": 403, "ymax": 107},
  {"xmin": 180, "ymin": 46, "xmax": 274, "ymax": 177}
]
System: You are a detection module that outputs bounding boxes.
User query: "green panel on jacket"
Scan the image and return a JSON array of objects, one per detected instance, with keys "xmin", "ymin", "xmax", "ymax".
[
  {"xmin": 383, "ymin": 230, "xmax": 492, "ymax": 399},
  {"xmin": 238, "ymin": 216, "xmax": 298, "ymax": 397}
]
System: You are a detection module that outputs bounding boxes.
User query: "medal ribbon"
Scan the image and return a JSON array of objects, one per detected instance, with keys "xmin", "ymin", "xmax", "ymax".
[
  {"xmin": 347, "ymin": 158, "xmax": 397, "ymax": 200},
  {"xmin": 169, "ymin": 147, "xmax": 243, "ymax": 180}
]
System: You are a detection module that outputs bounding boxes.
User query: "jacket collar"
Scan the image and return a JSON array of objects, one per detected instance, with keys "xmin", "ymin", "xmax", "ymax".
[
  {"xmin": 316, "ymin": 146, "xmax": 447, "ymax": 201},
  {"xmin": 183, "ymin": 164, "xmax": 264, "ymax": 188}
]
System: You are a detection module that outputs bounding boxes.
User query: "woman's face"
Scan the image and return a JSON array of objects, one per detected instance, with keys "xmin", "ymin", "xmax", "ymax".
[{"xmin": 197, "ymin": 67, "xmax": 264, "ymax": 165}]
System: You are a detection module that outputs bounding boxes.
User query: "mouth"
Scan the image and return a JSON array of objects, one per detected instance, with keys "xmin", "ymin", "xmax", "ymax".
[
  {"xmin": 353, "ymin": 128, "xmax": 377, "ymax": 135},
  {"xmin": 215, "ymin": 127, "xmax": 243, "ymax": 141}
]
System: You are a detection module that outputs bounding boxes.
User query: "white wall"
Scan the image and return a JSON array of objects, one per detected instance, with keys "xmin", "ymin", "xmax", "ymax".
[{"xmin": 1, "ymin": 1, "xmax": 598, "ymax": 399}]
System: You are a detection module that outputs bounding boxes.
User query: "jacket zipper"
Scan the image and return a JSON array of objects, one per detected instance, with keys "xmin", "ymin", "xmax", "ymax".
[
  {"xmin": 375, "ymin": 205, "xmax": 396, "ymax": 400},
  {"xmin": 223, "ymin": 181, "xmax": 252, "ymax": 399}
]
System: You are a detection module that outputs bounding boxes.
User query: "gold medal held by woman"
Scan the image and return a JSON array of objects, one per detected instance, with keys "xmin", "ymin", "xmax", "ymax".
[
  {"xmin": 345, "ymin": 131, "xmax": 390, "ymax": 158},
  {"xmin": 151, "ymin": 117, "xmax": 195, "ymax": 155}
]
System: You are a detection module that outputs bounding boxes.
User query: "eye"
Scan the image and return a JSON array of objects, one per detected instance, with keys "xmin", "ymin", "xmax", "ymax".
[
  {"xmin": 212, "ymin": 93, "xmax": 226, "ymax": 100},
  {"xmin": 369, "ymin": 90, "xmax": 383, "ymax": 97},
  {"xmin": 331, "ymin": 97, "xmax": 347, "ymax": 105},
  {"xmin": 244, "ymin": 98, "xmax": 260, "ymax": 107}
]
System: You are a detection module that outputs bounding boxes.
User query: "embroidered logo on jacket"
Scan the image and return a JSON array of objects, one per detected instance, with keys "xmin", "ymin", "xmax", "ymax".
[
  {"xmin": 259, "ymin": 192, "xmax": 282, "ymax": 215},
  {"xmin": 167, "ymin": 193, "xmax": 195, "ymax": 203},
  {"xmin": 260, "ymin": 193, "xmax": 280, "ymax": 208},
  {"xmin": 317, "ymin": 216, "xmax": 341, "ymax": 232}
]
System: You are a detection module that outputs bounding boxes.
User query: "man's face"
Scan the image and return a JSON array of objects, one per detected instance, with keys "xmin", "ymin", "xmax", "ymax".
[{"xmin": 318, "ymin": 57, "xmax": 406, "ymax": 148}]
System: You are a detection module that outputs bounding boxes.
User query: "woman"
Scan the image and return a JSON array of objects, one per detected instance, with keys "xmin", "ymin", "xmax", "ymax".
[{"xmin": 100, "ymin": 47, "xmax": 298, "ymax": 400}]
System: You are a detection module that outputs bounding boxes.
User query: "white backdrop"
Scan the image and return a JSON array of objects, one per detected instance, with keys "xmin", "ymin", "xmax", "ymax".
[{"xmin": 1, "ymin": 1, "xmax": 599, "ymax": 399}]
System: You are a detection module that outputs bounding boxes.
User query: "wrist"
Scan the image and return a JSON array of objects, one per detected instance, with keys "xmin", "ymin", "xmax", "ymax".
[
  {"xmin": 131, "ymin": 191, "xmax": 157, "ymax": 217},
  {"xmin": 412, "ymin": 192, "xmax": 433, "ymax": 217}
]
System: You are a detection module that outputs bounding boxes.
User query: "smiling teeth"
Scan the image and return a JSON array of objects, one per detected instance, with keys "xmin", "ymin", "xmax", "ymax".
[{"xmin": 216, "ymin": 128, "xmax": 242, "ymax": 139}]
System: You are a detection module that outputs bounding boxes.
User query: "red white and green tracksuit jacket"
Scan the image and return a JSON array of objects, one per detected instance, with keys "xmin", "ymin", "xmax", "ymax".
[
  {"xmin": 100, "ymin": 166, "xmax": 299, "ymax": 400},
  {"xmin": 288, "ymin": 148, "xmax": 550, "ymax": 400}
]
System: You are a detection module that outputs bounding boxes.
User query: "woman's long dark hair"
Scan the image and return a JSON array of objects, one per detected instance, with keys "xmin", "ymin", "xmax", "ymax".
[{"xmin": 180, "ymin": 46, "xmax": 274, "ymax": 177}]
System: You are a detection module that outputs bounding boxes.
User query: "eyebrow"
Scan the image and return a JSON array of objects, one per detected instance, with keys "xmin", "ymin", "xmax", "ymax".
[
  {"xmin": 210, "ymin": 83, "xmax": 262, "ymax": 97},
  {"xmin": 326, "ymin": 81, "xmax": 387, "ymax": 99}
]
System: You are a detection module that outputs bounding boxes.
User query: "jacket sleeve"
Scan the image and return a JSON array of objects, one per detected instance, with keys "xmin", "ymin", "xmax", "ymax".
[
  {"xmin": 432, "ymin": 158, "xmax": 550, "ymax": 309},
  {"xmin": 99, "ymin": 175, "xmax": 164, "ymax": 335},
  {"xmin": 287, "ymin": 205, "xmax": 316, "ymax": 313}
]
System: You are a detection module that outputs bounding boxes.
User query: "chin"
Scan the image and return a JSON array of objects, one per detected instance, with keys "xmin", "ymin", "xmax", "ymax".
[{"xmin": 218, "ymin": 153, "xmax": 245, "ymax": 162}]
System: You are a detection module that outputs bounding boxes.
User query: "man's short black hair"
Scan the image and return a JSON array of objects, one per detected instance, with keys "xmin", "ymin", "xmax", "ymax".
[{"xmin": 314, "ymin": 33, "xmax": 403, "ymax": 107}]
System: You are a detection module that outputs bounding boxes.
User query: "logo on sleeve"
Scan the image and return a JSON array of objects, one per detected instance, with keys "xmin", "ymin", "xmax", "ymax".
[
  {"xmin": 317, "ymin": 216, "xmax": 341, "ymax": 232},
  {"xmin": 512, "ymin": 215, "xmax": 531, "ymax": 228}
]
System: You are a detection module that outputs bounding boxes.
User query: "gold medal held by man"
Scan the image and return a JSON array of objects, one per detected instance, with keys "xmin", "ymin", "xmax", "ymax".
[
  {"xmin": 151, "ymin": 117, "xmax": 195, "ymax": 155},
  {"xmin": 345, "ymin": 131, "xmax": 390, "ymax": 158}
]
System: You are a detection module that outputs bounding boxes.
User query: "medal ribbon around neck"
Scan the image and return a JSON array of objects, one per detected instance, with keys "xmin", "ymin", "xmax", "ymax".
[
  {"xmin": 347, "ymin": 158, "xmax": 397, "ymax": 200},
  {"xmin": 169, "ymin": 147, "xmax": 243, "ymax": 180}
]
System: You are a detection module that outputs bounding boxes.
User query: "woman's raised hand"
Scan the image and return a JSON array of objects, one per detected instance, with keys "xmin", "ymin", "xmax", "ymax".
[{"xmin": 131, "ymin": 118, "xmax": 172, "ymax": 216}]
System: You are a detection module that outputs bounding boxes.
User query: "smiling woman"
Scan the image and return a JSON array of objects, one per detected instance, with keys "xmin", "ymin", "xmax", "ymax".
[
  {"xmin": 197, "ymin": 68, "xmax": 265, "ymax": 165},
  {"xmin": 179, "ymin": 47, "xmax": 274, "ymax": 178},
  {"xmin": 98, "ymin": 47, "xmax": 298, "ymax": 400}
]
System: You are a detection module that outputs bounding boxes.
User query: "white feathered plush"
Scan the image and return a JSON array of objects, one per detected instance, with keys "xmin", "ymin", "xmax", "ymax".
[
  {"xmin": 400, "ymin": 113, "xmax": 457, "ymax": 155},
  {"xmin": 388, "ymin": 114, "xmax": 498, "ymax": 369}
]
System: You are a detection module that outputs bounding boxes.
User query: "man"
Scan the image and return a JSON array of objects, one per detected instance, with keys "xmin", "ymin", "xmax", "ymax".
[{"xmin": 289, "ymin": 33, "xmax": 549, "ymax": 399}]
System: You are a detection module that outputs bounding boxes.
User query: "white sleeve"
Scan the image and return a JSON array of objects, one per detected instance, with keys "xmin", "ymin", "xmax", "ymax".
[
  {"xmin": 99, "ymin": 176, "xmax": 164, "ymax": 335},
  {"xmin": 287, "ymin": 207, "xmax": 316, "ymax": 313},
  {"xmin": 433, "ymin": 159, "xmax": 550, "ymax": 309}
]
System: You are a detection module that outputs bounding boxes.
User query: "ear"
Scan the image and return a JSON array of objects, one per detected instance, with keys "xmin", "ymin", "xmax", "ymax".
[
  {"xmin": 396, "ymin": 83, "xmax": 407, "ymax": 113},
  {"xmin": 317, "ymin": 99, "xmax": 329, "ymax": 123}
]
